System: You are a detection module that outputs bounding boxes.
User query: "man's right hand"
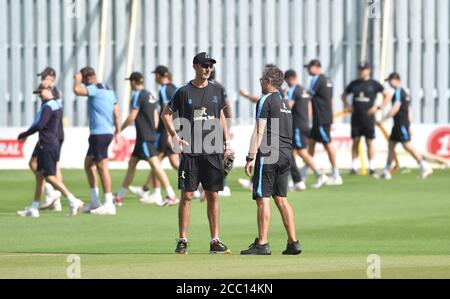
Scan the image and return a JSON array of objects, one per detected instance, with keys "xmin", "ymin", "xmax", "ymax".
[
  {"xmin": 245, "ymin": 161, "xmax": 254, "ymax": 177},
  {"xmin": 174, "ymin": 134, "xmax": 189, "ymax": 152}
]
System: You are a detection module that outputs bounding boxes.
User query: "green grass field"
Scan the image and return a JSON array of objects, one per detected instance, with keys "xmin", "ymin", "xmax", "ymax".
[{"xmin": 1, "ymin": 168, "xmax": 449, "ymax": 279}]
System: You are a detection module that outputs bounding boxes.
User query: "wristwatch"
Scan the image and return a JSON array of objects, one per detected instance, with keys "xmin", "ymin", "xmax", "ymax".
[{"xmin": 246, "ymin": 156, "xmax": 255, "ymax": 162}]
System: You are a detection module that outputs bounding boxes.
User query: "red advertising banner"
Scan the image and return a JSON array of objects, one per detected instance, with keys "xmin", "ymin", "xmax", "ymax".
[{"xmin": 0, "ymin": 140, "xmax": 25, "ymax": 158}]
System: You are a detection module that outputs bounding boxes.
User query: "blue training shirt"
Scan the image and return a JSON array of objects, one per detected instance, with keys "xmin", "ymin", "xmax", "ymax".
[{"xmin": 86, "ymin": 83, "xmax": 117, "ymax": 135}]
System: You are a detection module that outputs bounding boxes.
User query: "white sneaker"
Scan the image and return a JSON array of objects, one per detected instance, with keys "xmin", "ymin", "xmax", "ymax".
[
  {"xmin": 83, "ymin": 200, "xmax": 101, "ymax": 213},
  {"xmin": 193, "ymin": 190, "xmax": 202, "ymax": 199},
  {"xmin": 219, "ymin": 186, "xmax": 232, "ymax": 197},
  {"xmin": 238, "ymin": 178, "xmax": 253, "ymax": 191},
  {"xmin": 312, "ymin": 174, "xmax": 329, "ymax": 189},
  {"xmin": 17, "ymin": 207, "xmax": 40, "ymax": 218},
  {"xmin": 288, "ymin": 180, "xmax": 294, "ymax": 191},
  {"xmin": 326, "ymin": 175, "xmax": 344, "ymax": 186},
  {"xmin": 295, "ymin": 181, "xmax": 307, "ymax": 191},
  {"xmin": 90, "ymin": 204, "xmax": 116, "ymax": 216},
  {"xmin": 40, "ymin": 191, "xmax": 62, "ymax": 210},
  {"xmin": 420, "ymin": 166, "xmax": 433, "ymax": 180},
  {"xmin": 374, "ymin": 171, "xmax": 392, "ymax": 180},
  {"xmin": 128, "ymin": 186, "xmax": 149, "ymax": 199},
  {"xmin": 52, "ymin": 199, "xmax": 62, "ymax": 212},
  {"xmin": 69, "ymin": 199, "xmax": 84, "ymax": 217},
  {"xmin": 140, "ymin": 193, "xmax": 164, "ymax": 205},
  {"xmin": 163, "ymin": 196, "xmax": 180, "ymax": 207}
]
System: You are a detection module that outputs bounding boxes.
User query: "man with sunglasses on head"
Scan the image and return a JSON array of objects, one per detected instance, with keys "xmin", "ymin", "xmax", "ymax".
[{"xmin": 161, "ymin": 52, "xmax": 234, "ymax": 254}]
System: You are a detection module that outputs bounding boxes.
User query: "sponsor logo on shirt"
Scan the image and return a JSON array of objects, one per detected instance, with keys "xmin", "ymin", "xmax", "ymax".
[
  {"xmin": 193, "ymin": 107, "xmax": 216, "ymax": 121},
  {"xmin": 280, "ymin": 102, "xmax": 292, "ymax": 114}
]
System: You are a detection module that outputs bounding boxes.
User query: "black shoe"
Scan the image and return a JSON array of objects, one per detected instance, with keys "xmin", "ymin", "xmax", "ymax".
[
  {"xmin": 369, "ymin": 169, "xmax": 376, "ymax": 176},
  {"xmin": 175, "ymin": 239, "xmax": 189, "ymax": 254},
  {"xmin": 210, "ymin": 240, "xmax": 232, "ymax": 254},
  {"xmin": 282, "ymin": 240, "xmax": 302, "ymax": 255},
  {"xmin": 240, "ymin": 238, "xmax": 272, "ymax": 255},
  {"xmin": 349, "ymin": 169, "xmax": 358, "ymax": 175}
]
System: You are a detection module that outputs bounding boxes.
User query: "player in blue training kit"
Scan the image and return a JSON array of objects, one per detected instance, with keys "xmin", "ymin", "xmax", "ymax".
[
  {"xmin": 73, "ymin": 67, "xmax": 121, "ymax": 216},
  {"xmin": 114, "ymin": 72, "xmax": 178, "ymax": 207},
  {"xmin": 17, "ymin": 84, "xmax": 83, "ymax": 218},
  {"xmin": 377, "ymin": 73, "xmax": 433, "ymax": 180}
]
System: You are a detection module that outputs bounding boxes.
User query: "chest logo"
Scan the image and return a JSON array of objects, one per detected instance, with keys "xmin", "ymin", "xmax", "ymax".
[{"xmin": 212, "ymin": 96, "xmax": 218, "ymax": 103}]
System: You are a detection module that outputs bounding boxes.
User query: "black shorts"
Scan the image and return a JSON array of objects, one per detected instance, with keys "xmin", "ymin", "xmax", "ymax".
[
  {"xmin": 178, "ymin": 154, "xmax": 224, "ymax": 192},
  {"xmin": 32, "ymin": 139, "xmax": 63, "ymax": 161},
  {"xmin": 293, "ymin": 128, "xmax": 310, "ymax": 150},
  {"xmin": 310, "ymin": 125, "xmax": 332, "ymax": 145},
  {"xmin": 252, "ymin": 154, "xmax": 291, "ymax": 200},
  {"xmin": 132, "ymin": 140, "xmax": 158, "ymax": 160},
  {"xmin": 36, "ymin": 146, "xmax": 58, "ymax": 177},
  {"xmin": 156, "ymin": 129, "xmax": 174, "ymax": 155},
  {"xmin": 351, "ymin": 119, "xmax": 376, "ymax": 140},
  {"xmin": 390, "ymin": 124, "xmax": 411, "ymax": 143},
  {"xmin": 87, "ymin": 134, "xmax": 113, "ymax": 162}
]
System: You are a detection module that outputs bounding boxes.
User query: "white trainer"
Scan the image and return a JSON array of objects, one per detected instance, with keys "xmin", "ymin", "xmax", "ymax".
[
  {"xmin": 295, "ymin": 181, "xmax": 307, "ymax": 191},
  {"xmin": 128, "ymin": 186, "xmax": 149, "ymax": 199},
  {"xmin": 219, "ymin": 186, "xmax": 232, "ymax": 197},
  {"xmin": 420, "ymin": 166, "xmax": 433, "ymax": 180},
  {"xmin": 140, "ymin": 193, "xmax": 164, "ymax": 206},
  {"xmin": 90, "ymin": 204, "xmax": 116, "ymax": 216},
  {"xmin": 83, "ymin": 200, "xmax": 101, "ymax": 213},
  {"xmin": 40, "ymin": 191, "xmax": 62, "ymax": 210},
  {"xmin": 374, "ymin": 171, "xmax": 392, "ymax": 180},
  {"xmin": 326, "ymin": 175, "xmax": 344, "ymax": 186},
  {"xmin": 17, "ymin": 207, "xmax": 40, "ymax": 218},
  {"xmin": 52, "ymin": 199, "xmax": 62, "ymax": 212},
  {"xmin": 193, "ymin": 190, "xmax": 202, "ymax": 199},
  {"xmin": 69, "ymin": 199, "xmax": 84, "ymax": 217},
  {"xmin": 238, "ymin": 178, "xmax": 253, "ymax": 191},
  {"xmin": 312, "ymin": 174, "xmax": 329, "ymax": 189}
]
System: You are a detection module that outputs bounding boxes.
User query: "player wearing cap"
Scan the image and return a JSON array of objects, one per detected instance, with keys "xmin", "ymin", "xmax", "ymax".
[
  {"xmin": 27, "ymin": 68, "xmax": 65, "ymax": 212},
  {"xmin": 73, "ymin": 67, "xmax": 122, "ymax": 216},
  {"xmin": 17, "ymin": 84, "xmax": 83, "ymax": 218},
  {"xmin": 128, "ymin": 66, "xmax": 180, "ymax": 204},
  {"xmin": 377, "ymin": 73, "xmax": 433, "ymax": 180},
  {"xmin": 161, "ymin": 52, "xmax": 234, "ymax": 254},
  {"xmin": 284, "ymin": 70, "xmax": 329, "ymax": 189},
  {"xmin": 342, "ymin": 62, "xmax": 393, "ymax": 175},
  {"xmin": 241, "ymin": 66, "xmax": 301, "ymax": 255},
  {"xmin": 114, "ymin": 72, "xmax": 178, "ymax": 207},
  {"xmin": 304, "ymin": 59, "xmax": 343, "ymax": 186}
]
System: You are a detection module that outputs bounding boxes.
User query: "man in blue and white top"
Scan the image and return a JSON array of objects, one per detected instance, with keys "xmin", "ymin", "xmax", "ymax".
[{"xmin": 73, "ymin": 67, "xmax": 121, "ymax": 216}]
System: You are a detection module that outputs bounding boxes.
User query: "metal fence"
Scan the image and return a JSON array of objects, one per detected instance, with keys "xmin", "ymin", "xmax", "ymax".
[{"xmin": 0, "ymin": 0, "xmax": 449, "ymax": 127}]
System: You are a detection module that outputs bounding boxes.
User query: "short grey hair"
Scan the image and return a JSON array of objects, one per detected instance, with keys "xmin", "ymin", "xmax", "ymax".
[{"xmin": 262, "ymin": 66, "xmax": 284, "ymax": 88}]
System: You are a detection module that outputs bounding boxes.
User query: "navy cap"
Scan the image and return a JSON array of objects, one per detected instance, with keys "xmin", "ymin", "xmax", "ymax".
[
  {"xmin": 193, "ymin": 52, "xmax": 217, "ymax": 65},
  {"xmin": 358, "ymin": 61, "xmax": 371, "ymax": 70},
  {"xmin": 125, "ymin": 72, "xmax": 144, "ymax": 83},
  {"xmin": 151, "ymin": 65, "xmax": 170, "ymax": 76}
]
